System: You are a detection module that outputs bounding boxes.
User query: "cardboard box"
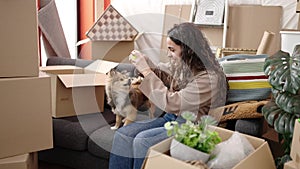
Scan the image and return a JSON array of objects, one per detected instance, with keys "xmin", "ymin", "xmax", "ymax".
[
  {"xmin": 0, "ymin": 73, "xmax": 53, "ymax": 159},
  {"xmin": 0, "ymin": 0, "xmax": 39, "ymax": 77},
  {"xmin": 142, "ymin": 126, "xmax": 276, "ymax": 169},
  {"xmin": 40, "ymin": 65, "xmax": 107, "ymax": 118},
  {"xmin": 284, "ymin": 161, "xmax": 297, "ymax": 169},
  {"xmin": 290, "ymin": 119, "xmax": 300, "ymax": 168},
  {"xmin": 91, "ymin": 41, "xmax": 133, "ymax": 62},
  {"xmin": 226, "ymin": 5, "xmax": 282, "ymax": 56},
  {"xmin": 0, "ymin": 153, "xmax": 37, "ymax": 169}
]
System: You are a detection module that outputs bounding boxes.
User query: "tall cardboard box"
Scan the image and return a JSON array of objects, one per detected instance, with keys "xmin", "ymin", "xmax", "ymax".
[
  {"xmin": 0, "ymin": 0, "xmax": 39, "ymax": 77},
  {"xmin": 290, "ymin": 119, "xmax": 300, "ymax": 169},
  {"xmin": 40, "ymin": 65, "xmax": 107, "ymax": 118},
  {"xmin": 0, "ymin": 73, "xmax": 53, "ymax": 159},
  {"xmin": 142, "ymin": 126, "xmax": 276, "ymax": 169},
  {"xmin": 86, "ymin": 5, "xmax": 138, "ymax": 63},
  {"xmin": 0, "ymin": 153, "xmax": 37, "ymax": 169}
]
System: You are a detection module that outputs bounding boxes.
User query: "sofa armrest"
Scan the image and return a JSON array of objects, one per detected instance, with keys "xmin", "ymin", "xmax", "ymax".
[{"xmin": 46, "ymin": 57, "xmax": 93, "ymax": 68}]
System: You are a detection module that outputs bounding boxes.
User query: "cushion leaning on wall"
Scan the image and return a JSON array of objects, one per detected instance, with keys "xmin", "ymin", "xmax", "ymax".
[{"xmin": 218, "ymin": 54, "xmax": 272, "ymax": 103}]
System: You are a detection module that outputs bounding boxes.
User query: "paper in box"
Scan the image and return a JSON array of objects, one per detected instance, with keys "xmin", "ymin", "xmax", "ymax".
[
  {"xmin": 290, "ymin": 119, "xmax": 300, "ymax": 168},
  {"xmin": 284, "ymin": 161, "xmax": 297, "ymax": 169},
  {"xmin": 86, "ymin": 5, "xmax": 138, "ymax": 62},
  {"xmin": 0, "ymin": 153, "xmax": 37, "ymax": 169},
  {"xmin": 0, "ymin": 73, "xmax": 53, "ymax": 159},
  {"xmin": 0, "ymin": 0, "xmax": 39, "ymax": 78},
  {"xmin": 142, "ymin": 126, "xmax": 276, "ymax": 169},
  {"xmin": 40, "ymin": 65, "xmax": 107, "ymax": 118}
]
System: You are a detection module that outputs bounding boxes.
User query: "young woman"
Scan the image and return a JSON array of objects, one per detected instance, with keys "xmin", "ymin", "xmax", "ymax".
[{"xmin": 109, "ymin": 22, "xmax": 228, "ymax": 169}]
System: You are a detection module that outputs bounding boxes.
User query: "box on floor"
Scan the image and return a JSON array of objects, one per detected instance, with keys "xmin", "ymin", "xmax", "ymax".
[
  {"xmin": 40, "ymin": 65, "xmax": 108, "ymax": 118},
  {"xmin": 0, "ymin": 0, "xmax": 39, "ymax": 77},
  {"xmin": 142, "ymin": 126, "xmax": 276, "ymax": 169},
  {"xmin": 0, "ymin": 153, "xmax": 37, "ymax": 169},
  {"xmin": 0, "ymin": 73, "xmax": 53, "ymax": 159}
]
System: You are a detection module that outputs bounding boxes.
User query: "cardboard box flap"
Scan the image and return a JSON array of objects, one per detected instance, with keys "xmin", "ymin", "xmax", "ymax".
[
  {"xmin": 40, "ymin": 65, "xmax": 83, "ymax": 75},
  {"xmin": 86, "ymin": 5, "xmax": 139, "ymax": 42},
  {"xmin": 0, "ymin": 154, "xmax": 28, "ymax": 164},
  {"xmin": 233, "ymin": 142, "xmax": 275, "ymax": 169},
  {"xmin": 85, "ymin": 59, "xmax": 119, "ymax": 74},
  {"xmin": 58, "ymin": 74, "xmax": 107, "ymax": 88}
]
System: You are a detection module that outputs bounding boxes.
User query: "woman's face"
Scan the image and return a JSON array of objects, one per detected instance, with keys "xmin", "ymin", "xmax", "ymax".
[{"xmin": 166, "ymin": 37, "xmax": 182, "ymax": 66}]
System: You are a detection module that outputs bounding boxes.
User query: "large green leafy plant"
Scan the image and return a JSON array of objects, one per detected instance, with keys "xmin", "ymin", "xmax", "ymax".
[
  {"xmin": 164, "ymin": 112, "xmax": 221, "ymax": 154},
  {"xmin": 262, "ymin": 45, "xmax": 300, "ymax": 168}
]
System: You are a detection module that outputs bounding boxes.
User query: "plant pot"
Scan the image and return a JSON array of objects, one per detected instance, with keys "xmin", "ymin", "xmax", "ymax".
[{"xmin": 170, "ymin": 139, "xmax": 210, "ymax": 163}]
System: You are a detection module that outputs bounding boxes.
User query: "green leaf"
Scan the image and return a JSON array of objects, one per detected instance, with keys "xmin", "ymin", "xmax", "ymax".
[
  {"xmin": 264, "ymin": 50, "xmax": 300, "ymax": 94},
  {"xmin": 274, "ymin": 111, "xmax": 297, "ymax": 134},
  {"xmin": 262, "ymin": 101, "xmax": 282, "ymax": 125},
  {"xmin": 261, "ymin": 99, "xmax": 299, "ymax": 135},
  {"xmin": 181, "ymin": 111, "xmax": 197, "ymax": 121},
  {"xmin": 274, "ymin": 90, "xmax": 300, "ymax": 114}
]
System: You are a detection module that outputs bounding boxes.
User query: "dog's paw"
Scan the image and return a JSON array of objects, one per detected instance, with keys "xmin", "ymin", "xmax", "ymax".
[{"xmin": 110, "ymin": 126, "xmax": 119, "ymax": 130}]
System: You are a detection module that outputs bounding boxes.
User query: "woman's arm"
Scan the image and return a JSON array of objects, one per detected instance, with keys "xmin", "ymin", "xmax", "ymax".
[{"xmin": 139, "ymin": 71, "xmax": 212, "ymax": 116}]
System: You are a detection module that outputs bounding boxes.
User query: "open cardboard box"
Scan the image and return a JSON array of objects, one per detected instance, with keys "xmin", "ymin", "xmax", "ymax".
[
  {"xmin": 40, "ymin": 65, "xmax": 108, "ymax": 118},
  {"xmin": 142, "ymin": 126, "xmax": 276, "ymax": 169},
  {"xmin": 0, "ymin": 153, "xmax": 37, "ymax": 169},
  {"xmin": 0, "ymin": 72, "xmax": 53, "ymax": 158}
]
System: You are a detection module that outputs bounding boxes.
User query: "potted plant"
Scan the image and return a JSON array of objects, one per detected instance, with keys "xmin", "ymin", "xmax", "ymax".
[
  {"xmin": 262, "ymin": 45, "xmax": 300, "ymax": 169},
  {"xmin": 164, "ymin": 111, "xmax": 221, "ymax": 163}
]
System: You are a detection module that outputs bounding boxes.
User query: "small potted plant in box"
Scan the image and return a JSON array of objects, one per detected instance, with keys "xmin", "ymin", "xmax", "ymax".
[{"xmin": 164, "ymin": 111, "xmax": 221, "ymax": 163}]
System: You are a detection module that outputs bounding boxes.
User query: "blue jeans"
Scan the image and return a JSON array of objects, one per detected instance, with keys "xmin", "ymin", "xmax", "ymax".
[{"xmin": 109, "ymin": 113, "xmax": 184, "ymax": 169}]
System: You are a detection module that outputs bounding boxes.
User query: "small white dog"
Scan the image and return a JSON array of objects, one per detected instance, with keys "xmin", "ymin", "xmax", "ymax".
[{"xmin": 105, "ymin": 69, "xmax": 136, "ymax": 130}]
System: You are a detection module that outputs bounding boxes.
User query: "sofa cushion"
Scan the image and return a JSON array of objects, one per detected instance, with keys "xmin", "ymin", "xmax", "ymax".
[
  {"xmin": 39, "ymin": 146, "xmax": 109, "ymax": 169},
  {"xmin": 88, "ymin": 126, "xmax": 115, "ymax": 159},
  {"xmin": 53, "ymin": 109, "xmax": 115, "ymax": 151},
  {"xmin": 218, "ymin": 54, "xmax": 271, "ymax": 103}
]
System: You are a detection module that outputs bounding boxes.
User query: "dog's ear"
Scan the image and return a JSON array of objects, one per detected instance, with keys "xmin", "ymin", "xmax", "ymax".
[{"xmin": 107, "ymin": 68, "xmax": 117, "ymax": 76}]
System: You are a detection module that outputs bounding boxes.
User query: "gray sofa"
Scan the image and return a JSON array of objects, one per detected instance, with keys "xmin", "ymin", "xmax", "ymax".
[
  {"xmin": 38, "ymin": 57, "xmax": 139, "ymax": 169},
  {"xmin": 38, "ymin": 57, "xmax": 264, "ymax": 169}
]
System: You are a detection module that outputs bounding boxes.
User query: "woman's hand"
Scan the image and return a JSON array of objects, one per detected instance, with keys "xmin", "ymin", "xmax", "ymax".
[{"xmin": 129, "ymin": 50, "xmax": 151, "ymax": 76}]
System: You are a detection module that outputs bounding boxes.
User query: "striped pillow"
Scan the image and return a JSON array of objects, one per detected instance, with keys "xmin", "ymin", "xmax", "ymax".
[{"xmin": 218, "ymin": 54, "xmax": 271, "ymax": 103}]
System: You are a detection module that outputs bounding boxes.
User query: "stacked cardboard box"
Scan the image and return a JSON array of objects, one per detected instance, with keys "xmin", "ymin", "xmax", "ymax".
[
  {"xmin": 0, "ymin": 0, "xmax": 53, "ymax": 168},
  {"xmin": 284, "ymin": 119, "xmax": 300, "ymax": 169},
  {"xmin": 0, "ymin": 153, "xmax": 38, "ymax": 169},
  {"xmin": 0, "ymin": 0, "xmax": 39, "ymax": 77},
  {"xmin": 142, "ymin": 126, "xmax": 276, "ymax": 169}
]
